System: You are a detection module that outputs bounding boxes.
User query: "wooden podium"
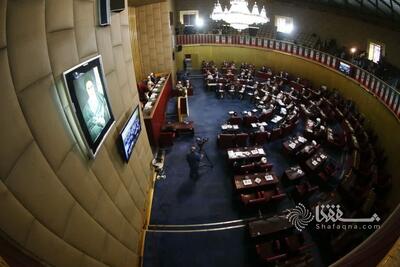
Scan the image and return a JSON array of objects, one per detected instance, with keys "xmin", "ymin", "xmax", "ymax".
[{"xmin": 177, "ymin": 96, "xmax": 189, "ymax": 122}]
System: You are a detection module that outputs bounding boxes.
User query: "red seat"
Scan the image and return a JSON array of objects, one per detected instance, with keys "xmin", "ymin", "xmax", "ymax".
[
  {"xmin": 217, "ymin": 134, "xmax": 236, "ymax": 149},
  {"xmin": 228, "ymin": 116, "xmax": 242, "ymax": 125},
  {"xmin": 241, "ymin": 190, "xmax": 274, "ymax": 206},
  {"xmin": 256, "ymin": 240, "xmax": 287, "ymax": 263},
  {"xmin": 269, "ymin": 127, "xmax": 282, "ymax": 141},
  {"xmin": 284, "ymin": 233, "xmax": 313, "ymax": 254},
  {"xmin": 235, "ymin": 133, "xmax": 248, "ymax": 147},
  {"xmin": 287, "ymin": 113, "xmax": 299, "ymax": 124},
  {"xmin": 256, "ymin": 162, "xmax": 273, "ymax": 172},
  {"xmin": 294, "ymin": 181, "xmax": 319, "ymax": 201},
  {"xmin": 243, "ymin": 115, "xmax": 258, "ymax": 127},
  {"xmin": 271, "ymin": 186, "xmax": 286, "ymax": 201},
  {"xmin": 237, "ymin": 163, "xmax": 257, "ymax": 175},
  {"xmin": 250, "ymin": 131, "xmax": 269, "ymax": 145},
  {"xmin": 158, "ymin": 132, "xmax": 175, "ymax": 148},
  {"xmin": 258, "ymin": 110, "xmax": 273, "ymax": 122},
  {"xmin": 281, "ymin": 123, "xmax": 293, "ymax": 136},
  {"xmin": 318, "ymin": 161, "xmax": 337, "ymax": 182},
  {"xmin": 241, "ymin": 188, "xmax": 285, "ymax": 206}
]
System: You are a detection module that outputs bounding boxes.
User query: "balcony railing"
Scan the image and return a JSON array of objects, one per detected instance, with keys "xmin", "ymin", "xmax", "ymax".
[{"xmin": 176, "ymin": 34, "xmax": 400, "ymax": 122}]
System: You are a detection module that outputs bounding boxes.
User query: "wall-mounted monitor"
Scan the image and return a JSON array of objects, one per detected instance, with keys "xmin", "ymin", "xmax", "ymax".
[
  {"xmin": 110, "ymin": 0, "xmax": 125, "ymax": 13},
  {"xmin": 63, "ymin": 55, "xmax": 114, "ymax": 158},
  {"xmin": 339, "ymin": 61, "xmax": 351, "ymax": 76},
  {"xmin": 119, "ymin": 106, "xmax": 141, "ymax": 162},
  {"xmin": 98, "ymin": 0, "xmax": 111, "ymax": 26}
]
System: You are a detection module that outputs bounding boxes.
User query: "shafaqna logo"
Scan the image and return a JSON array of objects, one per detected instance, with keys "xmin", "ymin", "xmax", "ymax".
[{"xmin": 287, "ymin": 203, "xmax": 381, "ymax": 231}]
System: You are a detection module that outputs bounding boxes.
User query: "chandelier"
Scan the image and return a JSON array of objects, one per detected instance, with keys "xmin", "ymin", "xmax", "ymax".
[{"xmin": 210, "ymin": 0, "xmax": 269, "ymax": 31}]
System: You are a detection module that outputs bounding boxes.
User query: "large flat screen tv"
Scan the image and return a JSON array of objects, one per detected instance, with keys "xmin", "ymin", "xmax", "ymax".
[
  {"xmin": 339, "ymin": 61, "xmax": 351, "ymax": 76},
  {"xmin": 63, "ymin": 55, "xmax": 114, "ymax": 158},
  {"xmin": 119, "ymin": 106, "xmax": 141, "ymax": 162}
]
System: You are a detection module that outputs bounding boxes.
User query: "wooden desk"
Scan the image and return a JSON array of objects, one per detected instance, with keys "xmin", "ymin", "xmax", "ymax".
[
  {"xmin": 227, "ymin": 147, "xmax": 266, "ymax": 161},
  {"xmin": 285, "ymin": 165, "xmax": 306, "ymax": 181},
  {"xmin": 298, "ymin": 143, "xmax": 318, "ymax": 159},
  {"xmin": 221, "ymin": 124, "xmax": 240, "ymax": 133},
  {"xmin": 305, "ymin": 149, "xmax": 328, "ymax": 172},
  {"xmin": 250, "ymin": 122, "xmax": 268, "ymax": 130},
  {"xmin": 162, "ymin": 121, "xmax": 194, "ymax": 135},
  {"xmin": 249, "ymin": 216, "xmax": 293, "ymax": 239},
  {"xmin": 234, "ymin": 172, "xmax": 278, "ymax": 192},
  {"xmin": 143, "ymin": 74, "xmax": 172, "ymax": 146},
  {"xmin": 282, "ymin": 136, "xmax": 307, "ymax": 154}
]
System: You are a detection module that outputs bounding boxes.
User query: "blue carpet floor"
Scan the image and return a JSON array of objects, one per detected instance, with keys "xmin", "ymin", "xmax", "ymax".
[
  {"xmin": 145, "ymin": 72, "xmax": 346, "ymax": 267},
  {"xmin": 143, "ymin": 227, "xmax": 258, "ymax": 267}
]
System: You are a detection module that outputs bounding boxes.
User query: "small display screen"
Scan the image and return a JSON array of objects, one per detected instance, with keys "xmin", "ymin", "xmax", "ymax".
[
  {"xmin": 119, "ymin": 106, "xmax": 141, "ymax": 162},
  {"xmin": 63, "ymin": 56, "xmax": 114, "ymax": 157},
  {"xmin": 339, "ymin": 61, "xmax": 351, "ymax": 75}
]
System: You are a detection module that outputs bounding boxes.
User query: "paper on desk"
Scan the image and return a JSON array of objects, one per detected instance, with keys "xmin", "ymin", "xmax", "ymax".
[
  {"xmin": 243, "ymin": 179, "xmax": 252, "ymax": 185},
  {"xmin": 265, "ymin": 175, "xmax": 273, "ymax": 181},
  {"xmin": 298, "ymin": 136, "xmax": 307, "ymax": 143}
]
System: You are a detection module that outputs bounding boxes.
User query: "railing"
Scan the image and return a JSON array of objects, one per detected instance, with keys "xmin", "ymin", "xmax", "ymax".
[
  {"xmin": 378, "ymin": 237, "xmax": 400, "ymax": 266},
  {"xmin": 176, "ymin": 34, "xmax": 400, "ymax": 122}
]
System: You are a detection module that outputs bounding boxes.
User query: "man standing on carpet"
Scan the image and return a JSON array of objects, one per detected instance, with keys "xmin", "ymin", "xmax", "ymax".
[{"xmin": 186, "ymin": 145, "xmax": 203, "ymax": 179}]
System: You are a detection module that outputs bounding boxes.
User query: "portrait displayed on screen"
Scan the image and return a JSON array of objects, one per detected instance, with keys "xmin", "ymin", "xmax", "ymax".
[
  {"xmin": 339, "ymin": 62, "xmax": 351, "ymax": 75},
  {"xmin": 119, "ymin": 106, "xmax": 141, "ymax": 162},
  {"xmin": 74, "ymin": 69, "xmax": 111, "ymax": 142},
  {"xmin": 63, "ymin": 56, "xmax": 114, "ymax": 158}
]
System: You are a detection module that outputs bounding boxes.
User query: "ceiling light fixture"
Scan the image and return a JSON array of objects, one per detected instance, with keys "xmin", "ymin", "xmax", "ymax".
[{"xmin": 210, "ymin": 0, "xmax": 269, "ymax": 31}]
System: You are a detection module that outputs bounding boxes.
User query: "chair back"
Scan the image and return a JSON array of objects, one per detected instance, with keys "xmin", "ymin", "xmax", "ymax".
[
  {"xmin": 281, "ymin": 123, "xmax": 293, "ymax": 136},
  {"xmin": 243, "ymin": 116, "xmax": 258, "ymax": 127},
  {"xmin": 251, "ymin": 131, "xmax": 269, "ymax": 145},
  {"xmin": 270, "ymin": 127, "xmax": 282, "ymax": 140},
  {"xmin": 159, "ymin": 132, "xmax": 175, "ymax": 147},
  {"xmin": 239, "ymin": 163, "xmax": 256, "ymax": 174},
  {"xmin": 235, "ymin": 133, "xmax": 249, "ymax": 147},
  {"xmin": 259, "ymin": 110, "xmax": 273, "ymax": 122},
  {"xmin": 217, "ymin": 134, "xmax": 236, "ymax": 149},
  {"xmin": 228, "ymin": 116, "xmax": 242, "ymax": 125}
]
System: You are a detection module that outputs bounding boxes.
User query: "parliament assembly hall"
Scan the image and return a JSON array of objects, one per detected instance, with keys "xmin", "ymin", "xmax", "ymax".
[{"xmin": 1, "ymin": 0, "xmax": 400, "ymax": 266}]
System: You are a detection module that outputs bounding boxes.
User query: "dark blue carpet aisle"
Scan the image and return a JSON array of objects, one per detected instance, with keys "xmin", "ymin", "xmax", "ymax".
[
  {"xmin": 144, "ymin": 71, "xmax": 345, "ymax": 267},
  {"xmin": 150, "ymin": 77, "xmax": 259, "ymax": 225},
  {"xmin": 143, "ymin": 227, "xmax": 258, "ymax": 267}
]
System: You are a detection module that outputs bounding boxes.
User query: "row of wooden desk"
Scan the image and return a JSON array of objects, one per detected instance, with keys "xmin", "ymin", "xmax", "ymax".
[
  {"xmin": 234, "ymin": 172, "xmax": 278, "ymax": 192},
  {"xmin": 143, "ymin": 73, "xmax": 172, "ymax": 146},
  {"xmin": 248, "ymin": 216, "xmax": 293, "ymax": 239}
]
